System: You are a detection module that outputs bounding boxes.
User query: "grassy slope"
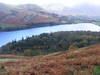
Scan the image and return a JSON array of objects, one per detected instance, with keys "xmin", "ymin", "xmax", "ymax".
[
  {"xmin": 1, "ymin": 44, "xmax": 100, "ymax": 75},
  {"xmin": 94, "ymin": 66, "xmax": 100, "ymax": 75},
  {"xmin": 92, "ymin": 22, "xmax": 100, "ymax": 26},
  {"xmin": 0, "ymin": 23, "xmax": 28, "ymax": 31},
  {"xmin": 0, "ymin": 24, "xmax": 26, "ymax": 29}
]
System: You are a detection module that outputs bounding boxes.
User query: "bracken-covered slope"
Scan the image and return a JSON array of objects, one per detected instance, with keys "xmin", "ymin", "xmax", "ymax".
[
  {"xmin": 0, "ymin": 3, "xmax": 58, "ymax": 25},
  {"xmin": 0, "ymin": 3, "xmax": 99, "ymax": 31},
  {"xmin": 0, "ymin": 3, "xmax": 60, "ymax": 31},
  {"xmin": 1, "ymin": 44, "xmax": 100, "ymax": 75}
]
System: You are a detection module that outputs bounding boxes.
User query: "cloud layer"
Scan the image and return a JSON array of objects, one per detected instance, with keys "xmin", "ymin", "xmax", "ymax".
[{"xmin": 0, "ymin": 0, "xmax": 100, "ymax": 7}]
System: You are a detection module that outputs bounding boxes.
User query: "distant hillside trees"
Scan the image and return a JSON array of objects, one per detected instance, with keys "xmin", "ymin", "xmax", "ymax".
[{"xmin": 1, "ymin": 31, "xmax": 100, "ymax": 56}]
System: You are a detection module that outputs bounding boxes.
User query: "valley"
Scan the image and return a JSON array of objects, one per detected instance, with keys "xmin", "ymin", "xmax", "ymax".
[
  {"xmin": 0, "ymin": 1, "xmax": 100, "ymax": 75},
  {"xmin": 0, "ymin": 3, "xmax": 100, "ymax": 31},
  {"xmin": 0, "ymin": 23, "xmax": 100, "ymax": 47}
]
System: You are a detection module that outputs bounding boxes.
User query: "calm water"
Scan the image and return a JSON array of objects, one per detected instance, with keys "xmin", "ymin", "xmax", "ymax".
[{"xmin": 0, "ymin": 23, "xmax": 100, "ymax": 47}]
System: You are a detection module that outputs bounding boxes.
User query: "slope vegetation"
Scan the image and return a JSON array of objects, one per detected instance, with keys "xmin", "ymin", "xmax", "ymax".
[
  {"xmin": 0, "ymin": 3, "xmax": 59, "ymax": 31},
  {"xmin": 0, "ymin": 3, "xmax": 99, "ymax": 31},
  {"xmin": 1, "ymin": 31, "xmax": 100, "ymax": 54},
  {"xmin": 0, "ymin": 44, "xmax": 100, "ymax": 75}
]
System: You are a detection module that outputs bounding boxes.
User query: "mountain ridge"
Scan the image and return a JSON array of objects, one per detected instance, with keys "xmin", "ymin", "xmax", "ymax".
[
  {"xmin": 0, "ymin": 3, "xmax": 61, "ymax": 31},
  {"xmin": 44, "ymin": 3, "xmax": 100, "ymax": 16}
]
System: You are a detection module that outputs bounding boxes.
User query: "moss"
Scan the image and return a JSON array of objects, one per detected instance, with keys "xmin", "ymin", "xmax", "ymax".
[{"xmin": 94, "ymin": 66, "xmax": 100, "ymax": 75}]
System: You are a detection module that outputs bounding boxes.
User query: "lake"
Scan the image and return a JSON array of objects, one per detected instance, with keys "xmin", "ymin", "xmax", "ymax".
[{"xmin": 0, "ymin": 23, "xmax": 100, "ymax": 47}]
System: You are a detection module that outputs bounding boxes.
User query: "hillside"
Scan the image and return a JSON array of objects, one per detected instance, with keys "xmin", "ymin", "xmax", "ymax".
[
  {"xmin": 1, "ymin": 31, "xmax": 100, "ymax": 55},
  {"xmin": 0, "ymin": 3, "xmax": 59, "ymax": 31},
  {"xmin": 44, "ymin": 3, "xmax": 100, "ymax": 17},
  {"xmin": 0, "ymin": 3, "xmax": 99, "ymax": 31},
  {"xmin": 1, "ymin": 44, "xmax": 100, "ymax": 75}
]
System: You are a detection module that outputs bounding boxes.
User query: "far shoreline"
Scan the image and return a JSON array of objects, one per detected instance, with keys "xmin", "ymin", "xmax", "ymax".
[{"xmin": 0, "ymin": 22, "xmax": 92, "ymax": 32}]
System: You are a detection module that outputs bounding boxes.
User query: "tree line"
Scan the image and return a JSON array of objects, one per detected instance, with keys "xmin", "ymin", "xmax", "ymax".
[{"xmin": 1, "ymin": 31, "xmax": 100, "ymax": 56}]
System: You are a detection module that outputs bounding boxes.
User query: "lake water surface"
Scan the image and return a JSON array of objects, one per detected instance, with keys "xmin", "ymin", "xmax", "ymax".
[{"xmin": 0, "ymin": 23, "xmax": 100, "ymax": 47}]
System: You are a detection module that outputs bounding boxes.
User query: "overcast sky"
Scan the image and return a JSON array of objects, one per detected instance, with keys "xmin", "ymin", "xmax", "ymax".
[{"xmin": 0, "ymin": 0, "xmax": 100, "ymax": 7}]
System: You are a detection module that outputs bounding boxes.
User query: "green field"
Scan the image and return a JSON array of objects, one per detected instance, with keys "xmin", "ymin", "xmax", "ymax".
[
  {"xmin": 92, "ymin": 22, "xmax": 100, "ymax": 26},
  {"xmin": 0, "ymin": 58, "xmax": 20, "ymax": 63},
  {"xmin": 94, "ymin": 66, "xmax": 100, "ymax": 75},
  {"xmin": 0, "ymin": 23, "xmax": 27, "ymax": 31}
]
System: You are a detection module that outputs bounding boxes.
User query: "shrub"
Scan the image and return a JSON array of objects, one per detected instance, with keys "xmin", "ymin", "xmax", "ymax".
[
  {"xmin": 24, "ymin": 49, "xmax": 33, "ymax": 56},
  {"xmin": 0, "ymin": 65, "xmax": 5, "ymax": 69},
  {"xmin": 24, "ymin": 49, "xmax": 41, "ymax": 56}
]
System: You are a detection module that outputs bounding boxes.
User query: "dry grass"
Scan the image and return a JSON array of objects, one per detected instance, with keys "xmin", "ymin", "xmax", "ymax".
[{"xmin": 1, "ymin": 44, "xmax": 100, "ymax": 75}]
